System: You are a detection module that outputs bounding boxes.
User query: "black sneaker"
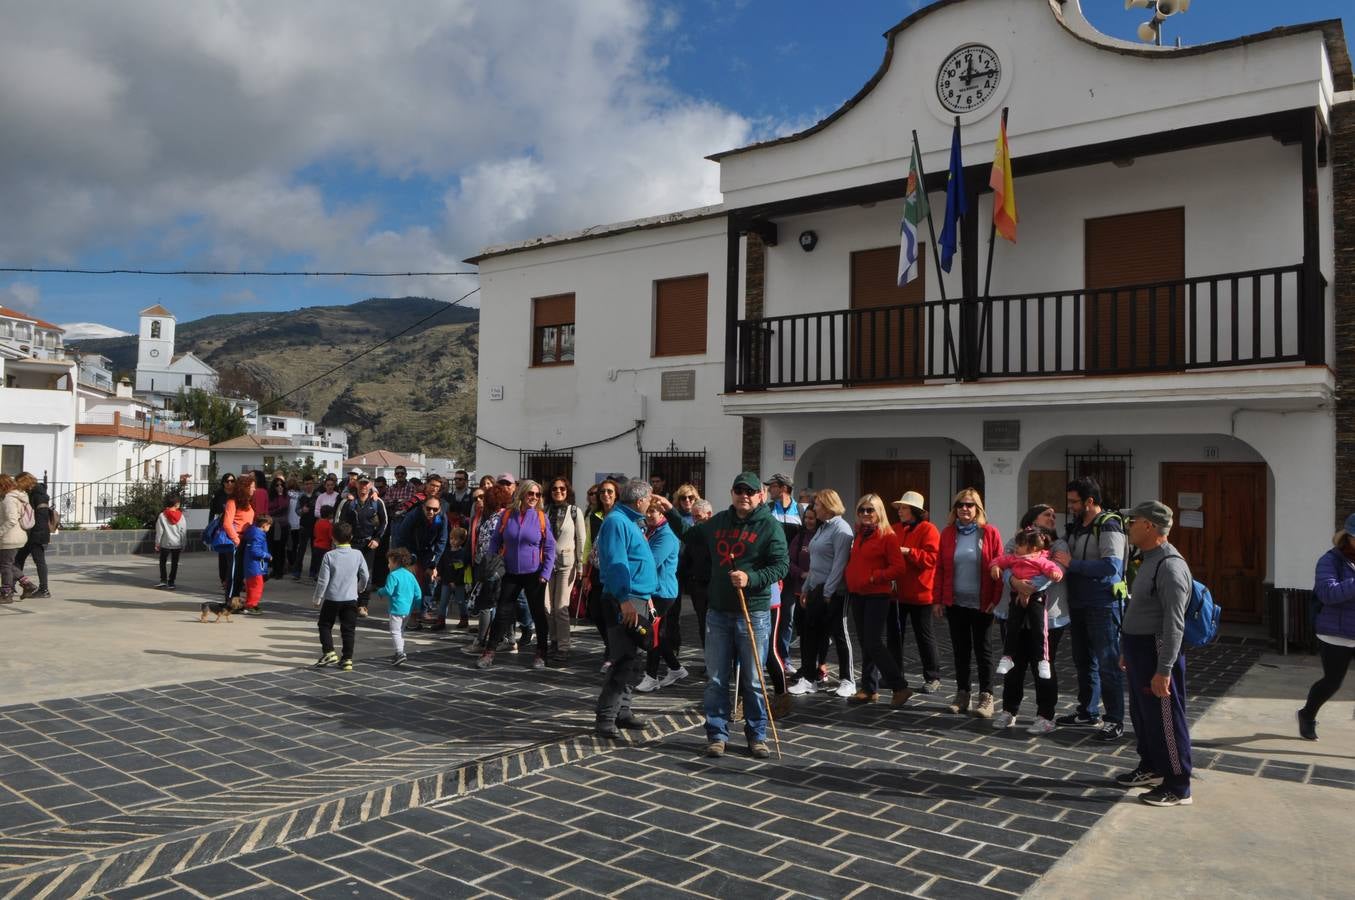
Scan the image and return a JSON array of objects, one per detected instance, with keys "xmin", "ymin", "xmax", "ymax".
[
  {"xmin": 1055, "ymin": 713, "xmax": 1101, "ymax": 728},
  {"xmin": 1297, "ymin": 710, "xmax": 1318, "ymax": 741},
  {"xmin": 595, "ymin": 721, "xmax": 621, "ymax": 740},
  {"xmin": 1114, "ymin": 766, "xmax": 1164, "ymax": 788},
  {"xmin": 313, "ymin": 651, "xmax": 339, "ymax": 668},
  {"xmin": 392, "ymin": 652, "xmax": 407, "ymax": 667},
  {"xmin": 31, "ymin": 589, "xmax": 51, "ymax": 598},
  {"xmin": 1139, "ymin": 786, "xmax": 1192, "ymax": 807},
  {"xmin": 1094, "ymin": 722, "xmax": 1124, "ymax": 742},
  {"xmin": 616, "ymin": 715, "xmax": 649, "ymax": 730},
  {"xmin": 165, "ymin": 584, "xmax": 176, "ymax": 591}
]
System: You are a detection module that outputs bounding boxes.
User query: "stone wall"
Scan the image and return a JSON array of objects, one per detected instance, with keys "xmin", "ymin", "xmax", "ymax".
[
  {"xmin": 48, "ymin": 529, "xmax": 207, "ymax": 557},
  {"xmin": 1334, "ymin": 100, "xmax": 1354, "ymax": 526}
]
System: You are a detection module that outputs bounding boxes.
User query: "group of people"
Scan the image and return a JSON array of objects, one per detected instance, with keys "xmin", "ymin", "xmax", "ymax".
[
  {"xmin": 0, "ymin": 471, "xmax": 54, "ymax": 604},
  {"xmin": 179, "ymin": 459, "xmax": 1355, "ymax": 812}
]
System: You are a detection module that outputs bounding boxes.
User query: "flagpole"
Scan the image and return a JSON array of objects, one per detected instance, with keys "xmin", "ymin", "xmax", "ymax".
[
  {"xmin": 911, "ymin": 129, "xmax": 947, "ymax": 302},
  {"xmin": 982, "ymin": 107, "xmax": 1009, "ymax": 299}
]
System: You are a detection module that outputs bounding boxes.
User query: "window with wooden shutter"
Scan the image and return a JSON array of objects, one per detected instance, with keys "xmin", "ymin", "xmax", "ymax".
[
  {"xmin": 1085, "ymin": 207, "xmax": 1185, "ymax": 372},
  {"xmin": 850, "ymin": 245, "xmax": 926, "ymax": 383},
  {"xmin": 654, "ymin": 274, "xmax": 708, "ymax": 357},
  {"xmin": 531, "ymin": 293, "xmax": 575, "ymax": 366}
]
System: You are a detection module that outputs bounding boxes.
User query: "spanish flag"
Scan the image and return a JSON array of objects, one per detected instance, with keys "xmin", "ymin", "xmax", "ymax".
[{"xmin": 989, "ymin": 115, "xmax": 1017, "ymax": 242}]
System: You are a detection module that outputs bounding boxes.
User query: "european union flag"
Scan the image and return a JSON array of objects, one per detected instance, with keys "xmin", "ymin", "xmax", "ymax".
[{"xmin": 938, "ymin": 122, "xmax": 967, "ymax": 273}]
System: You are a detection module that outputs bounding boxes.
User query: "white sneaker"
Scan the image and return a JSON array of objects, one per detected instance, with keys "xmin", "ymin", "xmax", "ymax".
[
  {"xmin": 835, "ymin": 679, "xmax": 857, "ymax": 699},
  {"xmin": 920, "ymin": 679, "xmax": 943, "ymax": 694},
  {"xmin": 658, "ymin": 666, "xmax": 688, "ymax": 688},
  {"xmin": 788, "ymin": 677, "xmax": 816, "ymax": 696},
  {"xmin": 994, "ymin": 656, "xmax": 1015, "ymax": 676},
  {"xmin": 634, "ymin": 674, "xmax": 661, "ymax": 693},
  {"xmin": 991, "ymin": 710, "xmax": 1017, "ymax": 729},
  {"xmin": 1027, "ymin": 716, "xmax": 1056, "ymax": 735},
  {"xmin": 1036, "ymin": 660, "xmax": 1052, "ymax": 679}
]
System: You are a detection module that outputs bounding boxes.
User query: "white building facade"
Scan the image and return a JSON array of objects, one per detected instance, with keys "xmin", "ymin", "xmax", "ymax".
[{"xmin": 473, "ymin": 0, "xmax": 1352, "ymax": 623}]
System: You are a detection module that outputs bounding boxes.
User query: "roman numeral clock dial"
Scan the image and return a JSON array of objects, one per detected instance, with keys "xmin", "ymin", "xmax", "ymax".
[{"xmin": 937, "ymin": 44, "xmax": 1001, "ymax": 114}]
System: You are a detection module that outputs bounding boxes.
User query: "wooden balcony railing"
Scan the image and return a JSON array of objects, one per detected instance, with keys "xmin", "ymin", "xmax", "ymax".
[{"xmin": 732, "ymin": 264, "xmax": 1315, "ymax": 391}]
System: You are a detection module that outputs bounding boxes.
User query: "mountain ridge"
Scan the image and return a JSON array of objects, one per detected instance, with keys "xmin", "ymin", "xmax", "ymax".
[{"xmin": 68, "ymin": 297, "xmax": 479, "ymax": 462}]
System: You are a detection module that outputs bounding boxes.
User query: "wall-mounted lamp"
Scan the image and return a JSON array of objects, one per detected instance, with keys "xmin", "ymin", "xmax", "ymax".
[{"xmin": 799, "ymin": 230, "xmax": 818, "ymax": 252}]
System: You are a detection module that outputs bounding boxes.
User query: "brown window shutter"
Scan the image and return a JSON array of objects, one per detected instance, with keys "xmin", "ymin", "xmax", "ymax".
[
  {"xmin": 1085, "ymin": 207, "xmax": 1185, "ymax": 371},
  {"xmin": 849, "ymin": 245, "xmax": 925, "ymax": 382},
  {"xmin": 654, "ymin": 274, "xmax": 708, "ymax": 356},
  {"xmin": 533, "ymin": 293, "xmax": 575, "ymax": 328}
]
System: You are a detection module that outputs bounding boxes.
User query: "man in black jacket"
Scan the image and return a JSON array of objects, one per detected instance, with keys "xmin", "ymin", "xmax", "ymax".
[{"xmin": 338, "ymin": 474, "xmax": 387, "ymax": 616}]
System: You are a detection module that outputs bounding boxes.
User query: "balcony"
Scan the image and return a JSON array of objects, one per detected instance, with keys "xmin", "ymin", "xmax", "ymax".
[{"xmin": 732, "ymin": 264, "xmax": 1320, "ymax": 391}]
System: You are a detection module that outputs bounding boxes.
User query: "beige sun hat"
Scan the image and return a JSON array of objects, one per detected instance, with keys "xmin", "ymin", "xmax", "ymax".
[{"xmin": 891, "ymin": 490, "xmax": 927, "ymax": 513}]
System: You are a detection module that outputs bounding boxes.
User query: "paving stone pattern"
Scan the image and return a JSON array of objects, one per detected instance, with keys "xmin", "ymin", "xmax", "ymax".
[{"xmin": 0, "ymin": 621, "xmax": 1291, "ymax": 899}]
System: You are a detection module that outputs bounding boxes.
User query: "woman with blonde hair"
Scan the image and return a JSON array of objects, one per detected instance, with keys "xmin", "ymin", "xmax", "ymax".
[
  {"xmin": 793, "ymin": 488, "xmax": 855, "ymax": 695},
  {"xmin": 482, "ymin": 479, "xmax": 557, "ymax": 669},
  {"xmin": 843, "ymin": 493, "xmax": 908, "ymax": 705},
  {"xmin": 935, "ymin": 487, "xmax": 1004, "ymax": 717}
]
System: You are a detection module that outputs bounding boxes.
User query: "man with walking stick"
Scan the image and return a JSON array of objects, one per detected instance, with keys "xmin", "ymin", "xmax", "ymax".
[{"xmin": 660, "ymin": 472, "xmax": 789, "ymax": 759}]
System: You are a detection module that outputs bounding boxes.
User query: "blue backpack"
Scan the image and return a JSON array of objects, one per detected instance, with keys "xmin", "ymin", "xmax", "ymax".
[
  {"xmin": 203, "ymin": 515, "xmax": 236, "ymax": 553},
  {"xmin": 1153, "ymin": 555, "xmax": 1221, "ymax": 649}
]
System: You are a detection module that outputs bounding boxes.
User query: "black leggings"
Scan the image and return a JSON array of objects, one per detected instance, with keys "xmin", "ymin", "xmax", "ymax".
[
  {"xmin": 852, "ymin": 593, "xmax": 906, "ymax": 693},
  {"xmin": 218, "ymin": 550, "xmax": 232, "ymax": 585},
  {"xmin": 490, "ymin": 573, "xmax": 548, "ymax": 658},
  {"xmin": 226, "ymin": 542, "xmax": 247, "ymax": 601},
  {"xmin": 1001, "ymin": 623, "xmax": 1066, "ymax": 720},
  {"xmin": 1301, "ymin": 640, "xmax": 1355, "ymax": 719},
  {"xmin": 816, "ymin": 592, "xmax": 854, "ymax": 681},
  {"xmin": 646, "ymin": 596, "xmax": 683, "ymax": 677},
  {"xmin": 946, "ymin": 605, "xmax": 995, "ymax": 694},
  {"xmin": 15, "ymin": 543, "xmax": 48, "ymax": 591}
]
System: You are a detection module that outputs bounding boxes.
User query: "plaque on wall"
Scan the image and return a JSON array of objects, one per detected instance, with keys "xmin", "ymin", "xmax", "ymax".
[
  {"xmin": 661, "ymin": 370, "xmax": 696, "ymax": 401},
  {"xmin": 983, "ymin": 419, "xmax": 1020, "ymax": 451}
]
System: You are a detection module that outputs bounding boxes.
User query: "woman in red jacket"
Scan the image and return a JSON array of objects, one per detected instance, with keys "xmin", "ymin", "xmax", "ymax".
[
  {"xmin": 844, "ymin": 493, "xmax": 909, "ymax": 707},
  {"xmin": 890, "ymin": 491, "xmax": 943, "ymax": 695},
  {"xmin": 935, "ymin": 488, "xmax": 1004, "ymax": 718}
]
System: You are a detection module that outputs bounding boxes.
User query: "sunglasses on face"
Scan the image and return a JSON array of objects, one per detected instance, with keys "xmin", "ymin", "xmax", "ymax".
[
  {"xmin": 525, "ymin": 491, "xmax": 541, "ymax": 498},
  {"xmin": 857, "ymin": 507, "xmax": 876, "ymax": 515},
  {"xmin": 955, "ymin": 501, "xmax": 977, "ymax": 509},
  {"xmin": 552, "ymin": 485, "xmax": 567, "ymax": 492},
  {"xmin": 425, "ymin": 507, "xmax": 440, "ymax": 513},
  {"xmin": 733, "ymin": 486, "xmax": 757, "ymax": 496}
]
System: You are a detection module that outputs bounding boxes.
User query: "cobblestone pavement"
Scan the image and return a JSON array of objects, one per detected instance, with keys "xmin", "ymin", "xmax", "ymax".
[{"xmin": 0, "ymin": 595, "xmax": 1318, "ymax": 899}]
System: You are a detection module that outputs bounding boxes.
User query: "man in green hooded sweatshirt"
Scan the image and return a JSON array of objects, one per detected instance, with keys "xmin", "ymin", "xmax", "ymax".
[{"xmin": 660, "ymin": 472, "xmax": 788, "ymax": 759}]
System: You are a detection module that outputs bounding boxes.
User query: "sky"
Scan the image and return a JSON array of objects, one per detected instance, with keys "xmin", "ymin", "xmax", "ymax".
[{"xmin": 1, "ymin": 0, "xmax": 1350, "ymax": 332}]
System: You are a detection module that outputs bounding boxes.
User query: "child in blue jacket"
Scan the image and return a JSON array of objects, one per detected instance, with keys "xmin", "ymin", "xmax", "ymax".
[
  {"xmin": 241, "ymin": 516, "xmax": 273, "ymax": 616},
  {"xmin": 378, "ymin": 547, "xmax": 421, "ymax": 666}
]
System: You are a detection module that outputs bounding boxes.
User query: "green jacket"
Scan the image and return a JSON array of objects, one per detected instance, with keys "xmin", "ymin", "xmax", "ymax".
[{"xmin": 671, "ymin": 502, "xmax": 789, "ymax": 614}]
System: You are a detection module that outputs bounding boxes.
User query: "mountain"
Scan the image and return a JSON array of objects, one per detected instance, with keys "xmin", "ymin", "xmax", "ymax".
[
  {"xmin": 60, "ymin": 322, "xmax": 133, "ymax": 340},
  {"xmin": 68, "ymin": 297, "xmax": 479, "ymax": 463}
]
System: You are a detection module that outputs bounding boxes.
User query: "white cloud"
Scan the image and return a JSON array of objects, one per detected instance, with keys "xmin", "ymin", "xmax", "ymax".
[
  {"xmin": 2, "ymin": 282, "xmax": 40, "ymax": 312},
  {"xmin": 0, "ymin": 1, "xmax": 755, "ymax": 293}
]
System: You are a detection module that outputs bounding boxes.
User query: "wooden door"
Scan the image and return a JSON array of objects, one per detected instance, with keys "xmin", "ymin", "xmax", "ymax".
[
  {"xmin": 850, "ymin": 246, "xmax": 925, "ymax": 383},
  {"xmin": 859, "ymin": 460, "xmax": 930, "ymax": 525},
  {"xmin": 1159, "ymin": 462, "xmax": 1267, "ymax": 623},
  {"xmin": 1085, "ymin": 207, "xmax": 1186, "ymax": 372}
]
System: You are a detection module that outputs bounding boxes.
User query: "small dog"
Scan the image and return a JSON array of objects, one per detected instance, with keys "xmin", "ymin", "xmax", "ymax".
[{"xmin": 200, "ymin": 596, "xmax": 245, "ymax": 623}]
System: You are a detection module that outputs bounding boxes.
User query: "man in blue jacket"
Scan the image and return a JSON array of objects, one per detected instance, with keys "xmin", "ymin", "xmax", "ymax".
[
  {"xmin": 593, "ymin": 478, "xmax": 658, "ymax": 740},
  {"xmin": 1055, "ymin": 477, "xmax": 1128, "ymax": 742}
]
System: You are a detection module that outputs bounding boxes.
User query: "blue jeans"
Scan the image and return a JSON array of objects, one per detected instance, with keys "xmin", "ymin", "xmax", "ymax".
[
  {"xmin": 1069, "ymin": 604, "xmax": 1124, "ymax": 725},
  {"xmin": 704, "ymin": 608, "xmax": 771, "ymax": 743}
]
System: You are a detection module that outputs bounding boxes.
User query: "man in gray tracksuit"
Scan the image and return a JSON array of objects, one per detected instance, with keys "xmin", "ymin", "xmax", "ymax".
[{"xmin": 1113, "ymin": 500, "xmax": 1195, "ymax": 807}]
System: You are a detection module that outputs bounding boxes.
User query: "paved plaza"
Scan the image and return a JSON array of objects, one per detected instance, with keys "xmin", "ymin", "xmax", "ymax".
[{"xmin": 0, "ymin": 554, "xmax": 1352, "ymax": 898}]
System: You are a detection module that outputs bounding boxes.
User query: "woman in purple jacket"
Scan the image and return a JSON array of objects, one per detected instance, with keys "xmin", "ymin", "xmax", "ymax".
[
  {"xmin": 1298, "ymin": 514, "xmax": 1355, "ymax": 740},
  {"xmin": 479, "ymin": 480, "xmax": 557, "ymax": 670}
]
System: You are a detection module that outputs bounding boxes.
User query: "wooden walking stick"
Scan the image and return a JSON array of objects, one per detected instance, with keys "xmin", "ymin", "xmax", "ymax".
[{"xmin": 737, "ymin": 587, "xmax": 782, "ymax": 759}]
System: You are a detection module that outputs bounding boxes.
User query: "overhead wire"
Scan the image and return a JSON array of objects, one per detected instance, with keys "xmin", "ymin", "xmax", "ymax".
[{"xmin": 0, "ymin": 267, "xmax": 477, "ymax": 277}]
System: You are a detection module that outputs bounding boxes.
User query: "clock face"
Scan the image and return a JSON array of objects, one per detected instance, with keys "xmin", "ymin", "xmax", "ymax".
[{"xmin": 936, "ymin": 44, "xmax": 1001, "ymax": 114}]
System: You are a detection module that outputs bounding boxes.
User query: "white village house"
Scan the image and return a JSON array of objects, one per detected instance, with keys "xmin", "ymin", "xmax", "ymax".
[
  {"xmin": 0, "ymin": 307, "xmax": 76, "ymax": 480},
  {"xmin": 134, "ymin": 304, "xmax": 219, "ymax": 408},
  {"xmin": 472, "ymin": 0, "xmax": 1354, "ymax": 624}
]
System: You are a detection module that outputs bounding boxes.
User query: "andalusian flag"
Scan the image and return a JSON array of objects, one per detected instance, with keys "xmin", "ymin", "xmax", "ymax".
[
  {"xmin": 990, "ymin": 116, "xmax": 1017, "ymax": 242},
  {"xmin": 898, "ymin": 144, "xmax": 929, "ymax": 286}
]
